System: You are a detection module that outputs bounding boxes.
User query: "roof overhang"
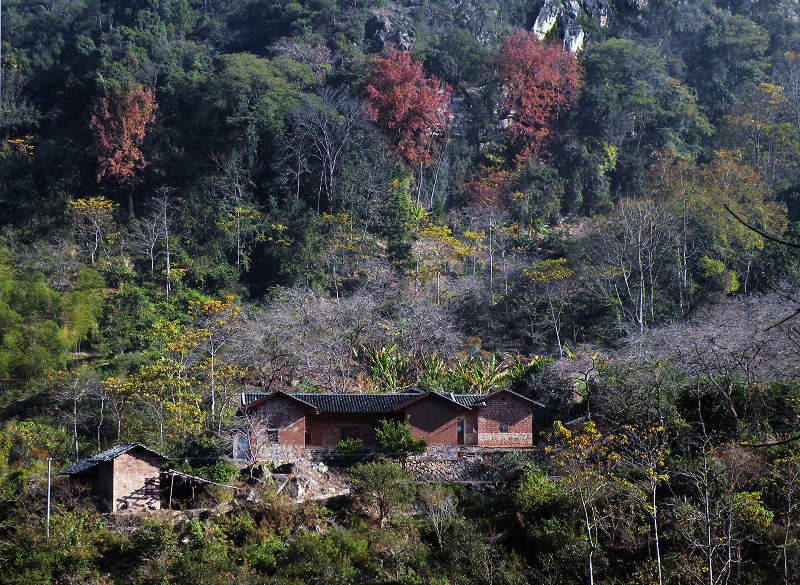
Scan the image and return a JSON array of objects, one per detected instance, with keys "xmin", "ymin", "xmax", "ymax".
[
  {"xmin": 392, "ymin": 391, "xmax": 471, "ymax": 412},
  {"xmin": 482, "ymin": 388, "xmax": 546, "ymax": 409},
  {"xmin": 238, "ymin": 390, "xmax": 320, "ymax": 415}
]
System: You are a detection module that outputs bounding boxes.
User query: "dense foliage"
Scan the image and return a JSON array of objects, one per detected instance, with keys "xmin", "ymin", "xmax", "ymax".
[{"xmin": 3, "ymin": 0, "xmax": 800, "ymax": 583}]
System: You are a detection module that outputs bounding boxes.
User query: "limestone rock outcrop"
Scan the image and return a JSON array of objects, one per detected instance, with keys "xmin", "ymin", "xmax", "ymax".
[{"xmin": 533, "ymin": 0, "xmax": 644, "ymax": 53}]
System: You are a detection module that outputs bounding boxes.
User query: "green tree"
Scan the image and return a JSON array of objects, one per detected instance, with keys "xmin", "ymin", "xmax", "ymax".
[
  {"xmin": 350, "ymin": 460, "xmax": 416, "ymax": 527},
  {"xmin": 578, "ymin": 38, "xmax": 712, "ymax": 199},
  {"xmin": 375, "ymin": 417, "xmax": 427, "ymax": 463}
]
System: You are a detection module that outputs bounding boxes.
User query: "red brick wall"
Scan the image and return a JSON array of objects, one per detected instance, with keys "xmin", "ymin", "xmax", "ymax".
[
  {"xmin": 111, "ymin": 451, "xmax": 163, "ymax": 512},
  {"xmin": 405, "ymin": 399, "xmax": 464, "ymax": 445},
  {"xmin": 307, "ymin": 414, "xmax": 378, "ymax": 446},
  {"xmin": 477, "ymin": 392, "xmax": 533, "ymax": 447},
  {"xmin": 251, "ymin": 396, "xmax": 308, "ymax": 446}
]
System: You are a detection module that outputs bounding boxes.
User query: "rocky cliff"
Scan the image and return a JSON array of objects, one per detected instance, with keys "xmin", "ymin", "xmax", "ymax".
[{"xmin": 533, "ymin": 0, "xmax": 646, "ymax": 52}]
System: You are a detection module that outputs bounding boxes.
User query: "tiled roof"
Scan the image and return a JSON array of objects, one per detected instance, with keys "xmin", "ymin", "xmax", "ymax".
[
  {"xmin": 240, "ymin": 390, "xmax": 540, "ymax": 414},
  {"xmin": 59, "ymin": 443, "xmax": 167, "ymax": 475},
  {"xmin": 444, "ymin": 393, "xmax": 489, "ymax": 408},
  {"xmin": 242, "ymin": 392, "xmax": 423, "ymax": 414}
]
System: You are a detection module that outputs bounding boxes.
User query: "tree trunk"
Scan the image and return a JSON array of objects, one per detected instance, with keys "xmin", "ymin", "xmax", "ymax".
[{"xmin": 652, "ymin": 483, "xmax": 662, "ymax": 585}]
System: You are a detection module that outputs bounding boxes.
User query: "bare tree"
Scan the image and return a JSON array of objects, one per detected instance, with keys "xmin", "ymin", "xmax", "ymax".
[
  {"xmin": 231, "ymin": 407, "xmax": 274, "ymax": 471},
  {"xmin": 289, "ymin": 89, "xmax": 364, "ymax": 213},
  {"xmin": 588, "ymin": 198, "xmax": 676, "ymax": 335},
  {"xmin": 53, "ymin": 371, "xmax": 97, "ymax": 461},
  {"xmin": 770, "ymin": 456, "xmax": 800, "ymax": 585},
  {"xmin": 152, "ymin": 189, "xmax": 180, "ymax": 297},
  {"xmin": 628, "ymin": 295, "xmax": 800, "ymax": 429},
  {"xmin": 128, "ymin": 212, "xmax": 161, "ymax": 275},
  {"xmin": 419, "ymin": 484, "xmax": 457, "ymax": 549}
]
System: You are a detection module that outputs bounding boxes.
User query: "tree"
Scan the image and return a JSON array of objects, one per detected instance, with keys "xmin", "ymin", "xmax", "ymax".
[
  {"xmin": 463, "ymin": 167, "xmax": 513, "ymax": 304},
  {"xmin": 188, "ymin": 296, "xmax": 242, "ymax": 432},
  {"xmin": 648, "ymin": 149, "xmax": 788, "ymax": 300},
  {"xmin": 587, "ymin": 198, "xmax": 675, "ymax": 335},
  {"xmin": 128, "ymin": 211, "xmax": 161, "ymax": 276},
  {"xmin": 768, "ymin": 456, "xmax": 800, "ymax": 585},
  {"xmin": 498, "ymin": 30, "xmax": 581, "ymax": 162},
  {"xmin": 419, "ymin": 484, "xmax": 457, "ymax": 549},
  {"xmin": 616, "ymin": 424, "xmax": 670, "ymax": 585},
  {"xmin": 416, "ymin": 223, "xmax": 464, "ymax": 305},
  {"xmin": 202, "ymin": 53, "xmax": 316, "ymax": 162},
  {"xmin": 52, "ymin": 370, "xmax": 97, "ymax": 462},
  {"xmin": 382, "ymin": 176, "xmax": 418, "ymax": 273},
  {"xmin": 90, "ymin": 83, "xmax": 157, "ymax": 188},
  {"xmin": 67, "ymin": 196, "xmax": 118, "ymax": 265},
  {"xmin": 375, "ymin": 417, "xmax": 427, "ymax": 464},
  {"xmin": 349, "ymin": 461, "xmax": 416, "ymax": 527},
  {"xmin": 523, "ymin": 258, "xmax": 575, "ymax": 357},
  {"xmin": 365, "ymin": 48, "xmax": 452, "ymax": 168},
  {"xmin": 153, "ymin": 190, "xmax": 180, "ymax": 297},
  {"xmin": 673, "ymin": 439, "xmax": 773, "ymax": 585},
  {"xmin": 548, "ymin": 421, "xmax": 617, "ymax": 585},
  {"xmin": 233, "ymin": 406, "xmax": 274, "ymax": 472},
  {"xmin": 289, "ymin": 89, "xmax": 364, "ymax": 214},
  {"xmin": 578, "ymin": 39, "xmax": 712, "ymax": 197}
]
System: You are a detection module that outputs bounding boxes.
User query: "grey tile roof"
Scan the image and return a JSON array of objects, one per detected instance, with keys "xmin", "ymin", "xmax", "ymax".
[
  {"xmin": 242, "ymin": 392, "xmax": 424, "ymax": 414},
  {"xmin": 444, "ymin": 393, "xmax": 489, "ymax": 408},
  {"xmin": 241, "ymin": 391, "xmax": 508, "ymax": 413},
  {"xmin": 59, "ymin": 443, "xmax": 167, "ymax": 475}
]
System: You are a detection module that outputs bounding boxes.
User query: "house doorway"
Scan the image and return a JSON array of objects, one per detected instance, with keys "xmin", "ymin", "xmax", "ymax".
[{"xmin": 456, "ymin": 418, "xmax": 464, "ymax": 445}]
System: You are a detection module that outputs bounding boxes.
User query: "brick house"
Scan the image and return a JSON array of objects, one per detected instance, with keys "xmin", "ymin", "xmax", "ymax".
[
  {"xmin": 59, "ymin": 443, "xmax": 167, "ymax": 513},
  {"xmin": 237, "ymin": 389, "xmax": 544, "ymax": 456}
]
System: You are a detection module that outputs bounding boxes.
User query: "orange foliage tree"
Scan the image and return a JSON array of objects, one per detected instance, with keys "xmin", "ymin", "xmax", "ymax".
[
  {"xmin": 90, "ymin": 83, "xmax": 158, "ymax": 187},
  {"xmin": 365, "ymin": 48, "xmax": 452, "ymax": 167},
  {"xmin": 499, "ymin": 31, "xmax": 581, "ymax": 162}
]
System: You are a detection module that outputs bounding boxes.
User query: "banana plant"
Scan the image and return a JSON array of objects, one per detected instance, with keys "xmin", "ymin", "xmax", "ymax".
[{"xmin": 354, "ymin": 344, "xmax": 413, "ymax": 391}]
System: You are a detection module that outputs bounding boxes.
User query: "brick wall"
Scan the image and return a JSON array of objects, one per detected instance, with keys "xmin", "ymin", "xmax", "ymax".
[
  {"xmin": 405, "ymin": 399, "xmax": 464, "ymax": 445},
  {"xmin": 307, "ymin": 414, "xmax": 378, "ymax": 446},
  {"xmin": 111, "ymin": 451, "xmax": 163, "ymax": 512},
  {"xmin": 476, "ymin": 392, "xmax": 533, "ymax": 447},
  {"xmin": 251, "ymin": 396, "xmax": 308, "ymax": 446}
]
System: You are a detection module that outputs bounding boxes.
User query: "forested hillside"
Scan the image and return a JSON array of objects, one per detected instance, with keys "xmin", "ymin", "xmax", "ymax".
[{"xmin": 3, "ymin": 1, "xmax": 800, "ymax": 583}]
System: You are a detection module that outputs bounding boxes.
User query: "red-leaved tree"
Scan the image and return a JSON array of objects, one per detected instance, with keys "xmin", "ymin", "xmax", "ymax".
[
  {"xmin": 90, "ymin": 83, "xmax": 158, "ymax": 187},
  {"xmin": 365, "ymin": 48, "xmax": 452, "ymax": 167},
  {"xmin": 499, "ymin": 31, "xmax": 581, "ymax": 162}
]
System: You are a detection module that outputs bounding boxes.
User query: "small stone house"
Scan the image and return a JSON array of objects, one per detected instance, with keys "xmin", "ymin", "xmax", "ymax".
[
  {"xmin": 237, "ymin": 389, "xmax": 544, "ymax": 457},
  {"xmin": 59, "ymin": 443, "xmax": 167, "ymax": 513}
]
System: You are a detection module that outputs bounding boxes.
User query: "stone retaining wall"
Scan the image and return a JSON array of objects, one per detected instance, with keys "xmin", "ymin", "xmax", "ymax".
[{"xmin": 250, "ymin": 445, "xmax": 547, "ymax": 483}]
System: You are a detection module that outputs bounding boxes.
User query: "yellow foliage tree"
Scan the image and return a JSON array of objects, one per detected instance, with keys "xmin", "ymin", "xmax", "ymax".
[{"xmin": 67, "ymin": 196, "xmax": 118, "ymax": 264}]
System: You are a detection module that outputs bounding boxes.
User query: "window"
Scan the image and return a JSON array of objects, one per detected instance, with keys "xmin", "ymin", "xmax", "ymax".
[
  {"xmin": 266, "ymin": 429, "xmax": 279, "ymax": 443},
  {"xmin": 499, "ymin": 422, "xmax": 510, "ymax": 434},
  {"xmin": 342, "ymin": 427, "xmax": 361, "ymax": 440}
]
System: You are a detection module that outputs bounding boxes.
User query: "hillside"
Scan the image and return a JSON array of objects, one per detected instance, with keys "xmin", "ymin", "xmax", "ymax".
[{"xmin": 2, "ymin": 1, "xmax": 800, "ymax": 583}]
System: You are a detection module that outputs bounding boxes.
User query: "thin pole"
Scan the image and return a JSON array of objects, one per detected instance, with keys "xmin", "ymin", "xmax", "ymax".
[
  {"xmin": 46, "ymin": 458, "xmax": 52, "ymax": 541},
  {"xmin": 168, "ymin": 473, "xmax": 174, "ymax": 510}
]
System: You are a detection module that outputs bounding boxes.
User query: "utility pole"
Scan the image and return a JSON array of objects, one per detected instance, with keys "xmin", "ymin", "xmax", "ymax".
[{"xmin": 46, "ymin": 458, "xmax": 52, "ymax": 541}]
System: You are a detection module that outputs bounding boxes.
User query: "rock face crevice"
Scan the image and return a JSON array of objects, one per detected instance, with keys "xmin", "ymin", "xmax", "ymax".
[{"xmin": 533, "ymin": 0, "xmax": 645, "ymax": 53}]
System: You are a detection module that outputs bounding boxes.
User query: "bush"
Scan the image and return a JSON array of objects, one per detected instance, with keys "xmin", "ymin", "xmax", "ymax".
[
  {"xmin": 350, "ymin": 461, "xmax": 416, "ymax": 527},
  {"xmin": 375, "ymin": 418, "xmax": 427, "ymax": 462},
  {"xmin": 195, "ymin": 462, "xmax": 239, "ymax": 484},
  {"xmin": 336, "ymin": 437, "xmax": 364, "ymax": 455}
]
